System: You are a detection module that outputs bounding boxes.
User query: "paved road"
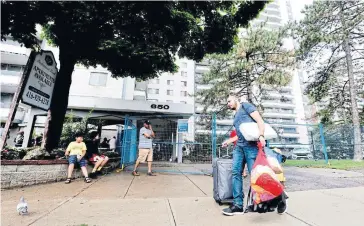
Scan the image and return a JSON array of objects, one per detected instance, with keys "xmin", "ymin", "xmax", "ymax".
[{"xmin": 126, "ymin": 164, "xmax": 364, "ymax": 192}]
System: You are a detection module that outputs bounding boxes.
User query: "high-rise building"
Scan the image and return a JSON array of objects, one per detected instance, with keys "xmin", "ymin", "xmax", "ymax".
[{"xmin": 193, "ymin": 0, "xmax": 310, "ymax": 150}]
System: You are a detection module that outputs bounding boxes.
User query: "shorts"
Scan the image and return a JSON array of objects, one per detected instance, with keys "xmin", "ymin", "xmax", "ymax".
[
  {"xmin": 137, "ymin": 148, "xmax": 153, "ymax": 162},
  {"xmin": 68, "ymin": 155, "xmax": 86, "ymax": 167},
  {"xmin": 89, "ymin": 154, "xmax": 108, "ymax": 162}
]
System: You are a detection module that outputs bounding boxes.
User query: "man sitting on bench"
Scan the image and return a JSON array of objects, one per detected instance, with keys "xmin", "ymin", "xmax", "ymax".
[{"xmin": 86, "ymin": 131, "xmax": 109, "ymax": 178}]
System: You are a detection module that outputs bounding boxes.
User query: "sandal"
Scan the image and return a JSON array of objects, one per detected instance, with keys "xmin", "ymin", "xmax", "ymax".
[
  {"xmin": 65, "ymin": 178, "xmax": 72, "ymax": 184},
  {"xmin": 84, "ymin": 177, "xmax": 92, "ymax": 183}
]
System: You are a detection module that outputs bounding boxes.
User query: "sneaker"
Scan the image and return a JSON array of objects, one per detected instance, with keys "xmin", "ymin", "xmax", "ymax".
[
  {"xmin": 222, "ymin": 205, "xmax": 245, "ymax": 216},
  {"xmin": 277, "ymin": 197, "xmax": 287, "ymax": 214},
  {"xmin": 147, "ymin": 172, "xmax": 156, "ymax": 176},
  {"xmin": 132, "ymin": 171, "xmax": 140, "ymax": 176}
]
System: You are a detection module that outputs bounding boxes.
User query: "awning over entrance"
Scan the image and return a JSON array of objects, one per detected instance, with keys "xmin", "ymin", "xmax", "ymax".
[{"xmin": 67, "ymin": 95, "xmax": 194, "ymax": 116}]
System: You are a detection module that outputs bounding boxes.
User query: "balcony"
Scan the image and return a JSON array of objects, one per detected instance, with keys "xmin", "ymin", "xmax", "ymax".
[
  {"xmin": 216, "ymin": 119, "xmax": 233, "ymax": 125},
  {"xmin": 0, "ymin": 107, "xmax": 26, "ymax": 124},
  {"xmin": 0, "ymin": 71, "xmax": 21, "ymax": 93},
  {"xmin": 262, "ymin": 101, "xmax": 295, "ymax": 109},
  {"xmin": 263, "ymin": 111, "xmax": 296, "ymax": 119},
  {"xmin": 133, "ymin": 90, "xmax": 147, "ymax": 101}
]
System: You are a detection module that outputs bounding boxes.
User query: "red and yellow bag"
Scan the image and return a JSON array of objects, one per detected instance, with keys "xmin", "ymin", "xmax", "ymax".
[{"xmin": 250, "ymin": 143, "xmax": 284, "ymax": 204}]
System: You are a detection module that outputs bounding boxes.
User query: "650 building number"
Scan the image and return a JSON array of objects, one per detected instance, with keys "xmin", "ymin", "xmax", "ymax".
[{"xmin": 151, "ymin": 104, "xmax": 169, "ymax": 110}]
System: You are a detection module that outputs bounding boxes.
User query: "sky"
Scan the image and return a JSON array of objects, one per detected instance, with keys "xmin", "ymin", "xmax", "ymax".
[{"xmin": 290, "ymin": 0, "xmax": 314, "ymax": 21}]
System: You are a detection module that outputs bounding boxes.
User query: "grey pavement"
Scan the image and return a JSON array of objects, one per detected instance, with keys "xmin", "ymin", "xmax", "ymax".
[{"xmin": 1, "ymin": 166, "xmax": 364, "ymax": 226}]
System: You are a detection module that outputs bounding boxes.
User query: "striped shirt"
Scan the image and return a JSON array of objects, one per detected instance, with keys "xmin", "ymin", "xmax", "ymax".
[{"xmin": 139, "ymin": 127, "xmax": 153, "ymax": 149}]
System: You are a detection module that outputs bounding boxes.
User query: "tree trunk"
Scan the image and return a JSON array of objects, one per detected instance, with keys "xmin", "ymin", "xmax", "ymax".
[
  {"xmin": 42, "ymin": 47, "xmax": 76, "ymax": 151},
  {"xmin": 339, "ymin": 7, "xmax": 363, "ymax": 161}
]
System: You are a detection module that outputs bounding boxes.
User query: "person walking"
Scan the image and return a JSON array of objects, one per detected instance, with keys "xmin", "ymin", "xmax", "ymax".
[
  {"xmin": 230, "ymin": 129, "xmax": 248, "ymax": 178},
  {"xmin": 132, "ymin": 120, "xmax": 156, "ymax": 176},
  {"xmin": 221, "ymin": 94, "xmax": 266, "ymax": 216}
]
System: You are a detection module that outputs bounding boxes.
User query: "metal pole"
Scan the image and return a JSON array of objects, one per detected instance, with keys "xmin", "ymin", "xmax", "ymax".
[
  {"xmin": 319, "ymin": 123, "xmax": 329, "ymax": 164},
  {"xmin": 0, "ymin": 51, "xmax": 36, "ymax": 150},
  {"xmin": 212, "ymin": 113, "xmax": 217, "ymax": 158}
]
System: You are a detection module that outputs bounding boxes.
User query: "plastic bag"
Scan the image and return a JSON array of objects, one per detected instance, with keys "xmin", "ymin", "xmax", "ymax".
[
  {"xmin": 264, "ymin": 147, "xmax": 283, "ymax": 174},
  {"xmin": 250, "ymin": 143, "xmax": 284, "ymax": 204}
]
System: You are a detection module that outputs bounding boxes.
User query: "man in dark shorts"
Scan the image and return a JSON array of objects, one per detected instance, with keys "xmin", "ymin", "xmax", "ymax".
[{"xmin": 86, "ymin": 131, "xmax": 109, "ymax": 178}]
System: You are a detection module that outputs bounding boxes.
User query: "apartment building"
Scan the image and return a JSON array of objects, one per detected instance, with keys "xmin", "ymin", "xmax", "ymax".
[
  {"xmin": 0, "ymin": 37, "xmax": 33, "ymax": 146},
  {"xmin": 0, "ymin": 38, "xmax": 195, "ymax": 150},
  {"xmin": 193, "ymin": 0, "xmax": 310, "ymax": 149}
]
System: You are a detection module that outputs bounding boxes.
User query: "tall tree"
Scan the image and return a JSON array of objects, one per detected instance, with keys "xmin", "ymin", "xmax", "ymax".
[
  {"xmin": 1, "ymin": 1, "xmax": 266, "ymax": 150},
  {"xmin": 294, "ymin": 1, "xmax": 363, "ymax": 160},
  {"xmin": 196, "ymin": 22, "xmax": 295, "ymax": 117}
]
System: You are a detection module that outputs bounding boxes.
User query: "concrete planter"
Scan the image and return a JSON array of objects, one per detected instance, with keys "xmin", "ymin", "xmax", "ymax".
[{"xmin": 1, "ymin": 159, "xmax": 120, "ymax": 189}]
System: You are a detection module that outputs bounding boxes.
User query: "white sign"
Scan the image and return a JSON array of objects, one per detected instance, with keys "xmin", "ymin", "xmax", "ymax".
[{"xmin": 22, "ymin": 51, "xmax": 58, "ymax": 111}]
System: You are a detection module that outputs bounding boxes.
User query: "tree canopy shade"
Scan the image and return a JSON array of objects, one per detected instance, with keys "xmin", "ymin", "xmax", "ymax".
[
  {"xmin": 196, "ymin": 22, "xmax": 295, "ymax": 117},
  {"xmin": 293, "ymin": 0, "xmax": 363, "ymax": 160},
  {"xmin": 1, "ymin": 1, "xmax": 267, "ymax": 150}
]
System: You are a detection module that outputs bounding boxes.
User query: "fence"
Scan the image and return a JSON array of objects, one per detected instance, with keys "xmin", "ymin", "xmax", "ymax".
[
  {"xmin": 117, "ymin": 113, "xmax": 364, "ymax": 167},
  {"xmin": 117, "ymin": 114, "xmax": 217, "ymax": 166},
  {"xmin": 216, "ymin": 122, "xmax": 364, "ymax": 163}
]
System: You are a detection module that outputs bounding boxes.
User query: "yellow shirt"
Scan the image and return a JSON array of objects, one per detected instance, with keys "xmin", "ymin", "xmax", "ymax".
[{"xmin": 67, "ymin": 141, "xmax": 87, "ymax": 156}]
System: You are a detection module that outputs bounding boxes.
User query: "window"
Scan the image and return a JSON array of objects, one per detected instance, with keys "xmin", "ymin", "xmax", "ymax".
[
  {"xmin": 149, "ymin": 79, "xmax": 160, "ymax": 84},
  {"xmin": 1, "ymin": 64, "xmax": 7, "ymax": 70},
  {"xmin": 8, "ymin": 64, "xmax": 22, "ymax": 72},
  {"xmin": 166, "ymin": 100, "xmax": 173, "ymax": 103},
  {"xmin": 167, "ymin": 80, "xmax": 174, "ymax": 85},
  {"xmin": 181, "ymin": 81, "xmax": 187, "ymax": 87},
  {"xmin": 0, "ymin": 93, "xmax": 13, "ymax": 108},
  {"xmin": 181, "ymin": 71, "xmax": 187, "ymax": 77},
  {"xmin": 148, "ymin": 88, "xmax": 159, "ymax": 94},
  {"xmin": 89, "ymin": 72, "xmax": 108, "ymax": 86},
  {"xmin": 180, "ymin": 101, "xmax": 187, "ymax": 104},
  {"xmin": 167, "ymin": 90, "xmax": 174, "ymax": 96},
  {"xmin": 180, "ymin": 91, "xmax": 188, "ymax": 97},
  {"xmin": 181, "ymin": 62, "xmax": 187, "ymax": 68}
]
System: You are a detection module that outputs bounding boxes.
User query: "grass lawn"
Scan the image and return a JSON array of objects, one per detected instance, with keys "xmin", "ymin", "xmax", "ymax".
[{"xmin": 284, "ymin": 159, "xmax": 364, "ymax": 170}]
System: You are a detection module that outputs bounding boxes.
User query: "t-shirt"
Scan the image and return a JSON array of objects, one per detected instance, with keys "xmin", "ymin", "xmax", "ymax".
[
  {"xmin": 67, "ymin": 141, "xmax": 87, "ymax": 156},
  {"xmin": 230, "ymin": 130, "xmax": 237, "ymax": 146},
  {"xmin": 139, "ymin": 127, "xmax": 152, "ymax": 149},
  {"xmin": 109, "ymin": 138, "xmax": 117, "ymax": 149},
  {"xmin": 233, "ymin": 102, "xmax": 257, "ymax": 147},
  {"xmin": 86, "ymin": 140, "xmax": 99, "ymax": 158}
]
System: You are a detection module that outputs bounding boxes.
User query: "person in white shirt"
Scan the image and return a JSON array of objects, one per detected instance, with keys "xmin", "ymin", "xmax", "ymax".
[{"xmin": 109, "ymin": 136, "xmax": 117, "ymax": 152}]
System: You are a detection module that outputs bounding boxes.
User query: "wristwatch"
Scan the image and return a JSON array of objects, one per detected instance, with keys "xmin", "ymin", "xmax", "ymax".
[{"xmin": 259, "ymin": 135, "xmax": 265, "ymax": 139}]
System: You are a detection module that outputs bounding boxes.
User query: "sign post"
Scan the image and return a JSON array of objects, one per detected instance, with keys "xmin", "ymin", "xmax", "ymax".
[{"xmin": 0, "ymin": 50, "xmax": 58, "ymax": 150}]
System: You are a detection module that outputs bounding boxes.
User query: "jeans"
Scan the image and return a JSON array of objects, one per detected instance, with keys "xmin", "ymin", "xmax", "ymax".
[{"xmin": 232, "ymin": 145, "xmax": 258, "ymax": 208}]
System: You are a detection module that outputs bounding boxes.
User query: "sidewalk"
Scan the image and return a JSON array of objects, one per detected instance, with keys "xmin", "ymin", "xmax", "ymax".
[{"xmin": 1, "ymin": 170, "xmax": 364, "ymax": 226}]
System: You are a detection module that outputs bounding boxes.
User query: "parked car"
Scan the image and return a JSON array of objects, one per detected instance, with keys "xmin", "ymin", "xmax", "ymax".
[{"xmin": 290, "ymin": 148, "xmax": 313, "ymax": 160}]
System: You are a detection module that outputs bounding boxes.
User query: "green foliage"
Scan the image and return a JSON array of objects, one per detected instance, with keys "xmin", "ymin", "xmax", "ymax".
[
  {"xmin": 60, "ymin": 111, "xmax": 97, "ymax": 148},
  {"xmin": 293, "ymin": 0, "xmax": 363, "ymax": 160},
  {"xmin": 293, "ymin": 1, "xmax": 364, "ymax": 122},
  {"xmin": 1, "ymin": 1, "xmax": 266, "ymax": 80},
  {"xmin": 196, "ymin": 22, "xmax": 295, "ymax": 117}
]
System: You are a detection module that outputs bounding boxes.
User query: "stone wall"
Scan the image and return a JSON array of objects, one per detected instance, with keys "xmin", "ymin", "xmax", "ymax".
[{"xmin": 1, "ymin": 159, "xmax": 120, "ymax": 189}]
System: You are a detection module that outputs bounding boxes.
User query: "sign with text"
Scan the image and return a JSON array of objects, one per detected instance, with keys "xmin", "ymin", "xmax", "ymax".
[
  {"xmin": 177, "ymin": 119, "xmax": 189, "ymax": 133},
  {"xmin": 22, "ymin": 51, "xmax": 58, "ymax": 110}
]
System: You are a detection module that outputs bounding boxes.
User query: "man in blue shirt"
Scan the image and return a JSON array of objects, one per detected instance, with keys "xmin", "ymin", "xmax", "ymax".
[{"xmin": 221, "ymin": 94, "xmax": 266, "ymax": 216}]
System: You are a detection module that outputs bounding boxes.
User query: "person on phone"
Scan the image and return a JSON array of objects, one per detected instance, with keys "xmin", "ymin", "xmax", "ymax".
[
  {"xmin": 221, "ymin": 94, "xmax": 266, "ymax": 216},
  {"xmin": 132, "ymin": 120, "xmax": 156, "ymax": 176},
  {"xmin": 64, "ymin": 133, "xmax": 91, "ymax": 184}
]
